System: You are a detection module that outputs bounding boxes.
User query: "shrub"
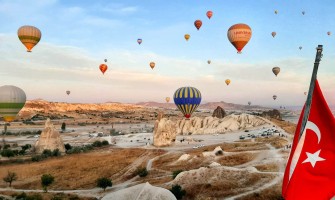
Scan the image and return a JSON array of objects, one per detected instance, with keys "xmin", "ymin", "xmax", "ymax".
[
  {"xmin": 96, "ymin": 177, "xmax": 113, "ymax": 191},
  {"xmin": 215, "ymin": 150, "xmax": 223, "ymax": 156},
  {"xmin": 102, "ymin": 140, "xmax": 109, "ymax": 146},
  {"xmin": 42, "ymin": 149, "xmax": 53, "ymax": 158},
  {"xmin": 172, "ymin": 170, "xmax": 183, "ymax": 179},
  {"xmin": 170, "ymin": 184, "xmax": 186, "ymax": 200},
  {"xmin": 136, "ymin": 167, "xmax": 148, "ymax": 177},
  {"xmin": 3, "ymin": 171, "xmax": 17, "ymax": 187},
  {"xmin": 41, "ymin": 174, "xmax": 54, "ymax": 192},
  {"xmin": 92, "ymin": 141, "xmax": 102, "ymax": 147},
  {"xmin": 32, "ymin": 155, "xmax": 44, "ymax": 162},
  {"xmin": 64, "ymin": 143, "xmax": 72, "ymax": 151},
  {"xmin": 52, "ymin": 149, "xmax": 61, "ymax": 157},
  {"xmin": 61, "ymin": 122, "xmax": 66, "ymax": 131},
  {"xmin": 1, "ymin": 149, "xmax": 15, "ymax": 157},
  {"xmin": 66, "ymin": 147, "xmax": 81, "ymax": 154}
]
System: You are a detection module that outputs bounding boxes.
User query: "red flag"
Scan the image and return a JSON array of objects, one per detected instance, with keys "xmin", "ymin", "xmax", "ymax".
[{"xmin": 282, "ymin": 80, "xmax": 335, "ymax": 199}]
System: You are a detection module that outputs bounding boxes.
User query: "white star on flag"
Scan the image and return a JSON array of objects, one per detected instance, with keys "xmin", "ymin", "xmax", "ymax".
[{"xmin": 302, "ymin": 149, "xmax": 325, "ymax": 167}]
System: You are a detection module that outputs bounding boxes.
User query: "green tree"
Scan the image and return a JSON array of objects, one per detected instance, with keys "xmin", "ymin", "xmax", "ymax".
[
  {"xmin": 170, "ymin": 184, "xmax": 186, "ymax": 200},
  {"xmin": 96, "ymin": 177, "xmax": 112, "ymax": 191},
  {"xmin": 172, "ymin": 170, "xmax": 183, "ymax": 179},
  {"xmin": 3, "ymin": 171, "xmax": 17, "ymax": 187},
  {"xmin": 61, "ymin": 122, "xmax": 66, "ymax": 132},
  {"xmin": 136, "ymin": 167, "xmax": 148, "ymax": 177},
  {"xmin": 41, "ymin": 174, "xmax": 54, "ymax": 192}
]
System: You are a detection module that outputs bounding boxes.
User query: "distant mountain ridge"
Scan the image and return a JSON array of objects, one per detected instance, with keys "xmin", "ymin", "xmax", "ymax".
[{"xmin": 136, "ymin": 101, "xmax": 268, "ymax": 110}]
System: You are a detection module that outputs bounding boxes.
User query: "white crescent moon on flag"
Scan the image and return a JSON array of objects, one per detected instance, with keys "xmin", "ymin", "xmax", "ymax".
[{"xmin": 289, "ymin": 121, "xmax": 321, "ymax": 180}]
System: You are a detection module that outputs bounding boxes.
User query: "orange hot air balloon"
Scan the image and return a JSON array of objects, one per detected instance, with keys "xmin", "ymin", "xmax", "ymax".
[
  {"xmin": 227, "ymin": 23, "xmax": 252, "ymax": 54},
  {"xmin": 99, "ymin": 64, "xmax": 108, "ymax": 74},
  {"xmin": 150, "ymin": 62, "xmax": 155, "ymax": 69},
  {"xmin": 17, "ymin": 25, "xmax": 41, "ymax": 52},
  {"xmin": 271, "ymin": 32, "xmax": 276, "ymax": 38},
  {"xmin": 206, "ymin": 11, "xmax": 213, "ymax": 19},
  {"xmin": 184, "ymin": 34, "xmax": 190, "ymax": 41},
  {"xmin": 225, "ymin": 79, "xmax": 231, "ymax": 86},
  {"xmin": 194, "ymin": 20, "xmax": 202, "ymax": 30}
]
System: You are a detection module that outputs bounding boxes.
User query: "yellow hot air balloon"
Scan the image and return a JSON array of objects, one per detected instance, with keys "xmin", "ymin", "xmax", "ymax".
[
  {"xmin": 227, "ymin": 23, "xmax": 252, "ymax": 53},
  {"xmin": 150, "ymin": 62, "xmax": 155, "ymax": 69},
  {"xmin": 166, "ymin": 97, "xmax": 170, "ymax": 103},
  {"xmin": 17, "ymin": 25, "xmax": 41, "ymax": 52},
  {"xmin": 272, "ymin": 67, "xmax": 280, "ymax": 76},
  {"xmin": 0, "ymin": 85, "xmax": 26, "ymax": 122},
  {"xmin": 184, "ymin": 34, "xmax": 190, "ymax": 41},
  {"xmin": 225, "ymin": 79, "xmax": 231, "ymax": 86}
]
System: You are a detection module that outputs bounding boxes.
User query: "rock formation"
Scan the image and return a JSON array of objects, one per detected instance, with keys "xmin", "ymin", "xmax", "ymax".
[
  {"xmin": 261, "ymin": 109, "xmax": 282, "ymax": 120},
  {"xmin": 212, "ymin": 106, "xmax": 227, "ymax": 118},
  {"xmin": 176, "ymin": 114, "xmax": 268, "ymax": 135},
  {"xmin": 34, "ymin": 118, "xmax": 65, "ymax": 153},
  {"xmin": 102, "ymin": 182, "xmax": 177, "ymax": 200},
  {"xmin": 153, "ymin": 112, "xmax": 177, "ymax": 147}
]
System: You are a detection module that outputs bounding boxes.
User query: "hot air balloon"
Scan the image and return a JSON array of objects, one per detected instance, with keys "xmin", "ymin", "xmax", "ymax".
[
  {"xmin": 150, "ymin": 62, "xmax": 155, "ymax": 69},
  {"xmin": 207, "ymin": 60, "xmax": 211, "ymax": 64},
  {"xmin": 184, "ymin": 34, "xmax": 190, "ymax": 41},
  {"xmin": 104, "ymin": 59, "xmax": 107, "ymax": 62},
  {"xmin": 0, "ymin": 85, "xmax": 26, "ymax": 122},
  {"xmin": 274, "ymin": 10, "xmax": 278, "ymax": 14},
  {"xmin": 273, "ymin": 95, "xmax": 277, "ymax": 100},
  {"xmin": 194, "ymin": 20, "xmax": 202, "ymax": 30},
  {"xmin": 299, "ymin": 46, "xmax": 302, "ymax": 50},
  {"xmin": 227, "ymin": 23, "xmax": 252, "ymax": 53},
  {"xmin": 327, "ymin": 31, "xmax": 331, "ymax": 36},
  {"xmin": 166, "ymin": 97, "xmax": 170, "ymax": 103},
  {"xmin": 17, "ymin": 25, "xmax": 41, "ymax": 52},
  {"xmin": 66, "ymin": 90, "xmax": 70, "ymax": 95},
  {"xmin": 272, "ymin": 67, "xmax": 280, "ymax": 76},
  {"xmin": 206, "ymin": 11, "xmax": 213, "ymax": 19},
  {"xmin": 99, "ymin": 64, "xmax": 108, "ymax": 74},
  {"xmin": 225, "ymin": 79, "xmax": 231, "ymax": 86},
  {"xmin": 248, "ymin": 101, "xmax": 251, "ymax": 106},
  {"xmin": 304, "ymin": 92, "xmax": 307, "ymax": 95},
  {"xmin": 302, "ymin": 11, "xmax": 305, "ymax": 15},
  {"xmin": 137, "ymin": 38, "xmax": 142, "ymax": 45},
  {"xmin": 174, "ymin": 87, "xmax": 201, "ymax": 119},
  {"xmin": 271, "ymin": 32, "xmax": 276, "ymax": 38}
]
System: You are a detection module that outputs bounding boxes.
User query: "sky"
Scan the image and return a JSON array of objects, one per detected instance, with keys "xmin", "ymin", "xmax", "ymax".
[{"xmin": 1, "ymin": 0, "xmax": 335, "ymax": 107}]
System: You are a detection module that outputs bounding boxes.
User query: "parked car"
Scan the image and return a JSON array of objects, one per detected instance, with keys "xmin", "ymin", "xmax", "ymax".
[{"xmin": 239, "ymin": 135, "xmax": 245, "ymax": 140}]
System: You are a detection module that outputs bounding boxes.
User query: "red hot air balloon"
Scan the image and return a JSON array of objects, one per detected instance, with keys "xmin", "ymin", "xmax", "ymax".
[
  {"xmin": 194, "ymin": 20, "xmax": 202, "ymax": 30},
  {"xmin": 206, "ymin": 11, "xmax": 213, "ymax": 19},
  {"xmin": 99, "ymin": 64, "xmax": 108, "ymax": 74}
]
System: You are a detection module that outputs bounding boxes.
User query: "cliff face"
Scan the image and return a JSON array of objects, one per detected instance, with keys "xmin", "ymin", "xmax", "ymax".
[
  {"xmin": 153, "ymin": 112, "xmax": 177, "ymax": 147},
  {"xmin": 176, "ymin": 114, "xmax": 268, "ymax": 135}
]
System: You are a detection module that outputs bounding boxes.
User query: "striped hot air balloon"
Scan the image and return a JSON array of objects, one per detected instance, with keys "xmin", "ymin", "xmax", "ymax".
[
  {"xmin": 0, "ymin": 85, "xmax": 26, "ymax": 122},
  {"xmin": 227, "ymin": 23, "xmax": 252, "ymax": 53},
  {"xmin": 174, "ymin": 87, "xmax": 201, "ymax": 119},
  {"xmin": 17, "ymin": 25, "xmax": 41, "ymax": 52}
]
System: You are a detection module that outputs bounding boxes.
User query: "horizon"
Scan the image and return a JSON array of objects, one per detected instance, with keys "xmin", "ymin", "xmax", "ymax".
[{"xmin": 1, "ymin": 0, "xmax": 335, "ymax": 107}]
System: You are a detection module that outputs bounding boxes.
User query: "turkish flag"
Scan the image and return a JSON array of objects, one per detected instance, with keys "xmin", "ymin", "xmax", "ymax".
[{"xmin": 282, "ymin": 80, "xmax": 335, "ymax": 199}]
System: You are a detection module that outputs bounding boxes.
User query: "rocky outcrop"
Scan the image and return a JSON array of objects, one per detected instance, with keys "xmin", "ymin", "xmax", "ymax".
[
  {"xmin": 212, "ymin": 106, "xmax": 227, "ymax": 118},
  {"xmin": 102, "ymin": 182, "xmax": 177, "ymax": 200},
  {"xmin": 176, "ymin": 114, "xmax": 268, "ymax": 135},
  {"xmin": 153, "ymin": 113, "xmax": 177, "ymax": 147},
  {"xmin": 261, "ymin": 109, "xmax": 282, "ymax": 120},
  {"xmin": 34, "ymin": 118, "xmax": 65, "ymax": 153}
]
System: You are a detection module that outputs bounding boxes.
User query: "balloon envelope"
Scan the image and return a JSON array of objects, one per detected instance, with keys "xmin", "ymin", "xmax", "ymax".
[
  {"xmin": 0, "ymin": 85, "xmax": 26, "ymax": 122},
  {"xmin": 271, "ymin": 32, "xmax": 276, "ymax": 37},
  {"xmin": 66, "ymin": 90, "xmax": 70, "ymax": 95},
  {"xmin": 104, "ymin": 59, "xmax": 107, "ymax": 62},
  {"xmin": 248, "ymin": 101, "xmax": 251, "ymax": 106},
  {"xmin": 194, "ymin": 20, "xmax": 202, "ymax": 30},
  {"xmin": 273, "ymin": 95, "xmax": 277, "ymax": 100},
  {"xmin": 299, "ymin": 46, "xmax": 302, "ymax": 50},
  {"xmin": 302, "ymin": 11, "xmax": 305, "ymax": 15},
  {"xmin": 327, "ymin": 31, "xmax": 331, "ymax": 36},
  {"xmin": 206, "ymin": 11, "xmax": 213, "ymax": 19},
  {"xmin": 174, "ymin": 87, "xmax": 201, "ymax": 119},
  {"xmin": 166, "ymin": 97, "xmax": 170, "ymax": 103},
  {"xmin": 225, "ymin": 79, "xmax": 231, "ymax": 85},
  {"xmin": 272, "ymin": 67, "xmax": 280, "ymax": 76},
  {"xmin": 99, "ymin": 64, "xmax": 108, "ymax": 74},
  {"xmin": 150, "ymin": 62, "xmax": 155, "ymax": 69},
  {"xmin": 207, "ymin": 60, "xmax": 211, "ymax": 64},
  {"xmin": 184, "ymin": 34, "xmax": 190, "ymax": 41},
  {"xmin": 227, "ymin": 23, "xmax": 252, "ymax": 53},
  {"xmin": 137, "ymin": 38, "xmax": 142, "ymax": 45},
  {"xmin": 274, "ymin": 10, "xmax": 278, "ymax": 14},
  {"xmin": 17, "ymin": 25, "xmax": 41, "ymax": 52}
]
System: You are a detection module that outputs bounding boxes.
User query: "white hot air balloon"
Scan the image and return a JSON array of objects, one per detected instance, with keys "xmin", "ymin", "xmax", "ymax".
[{"xmin": 0, "ymin": 85, "xmax": 26, "ymax": 122}]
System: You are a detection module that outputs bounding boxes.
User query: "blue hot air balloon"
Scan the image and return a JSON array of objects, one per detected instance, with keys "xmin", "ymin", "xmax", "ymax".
[
  {"xmin": 137, "ymin": 38, "xmax": 142, "ymax": 45},
  {"xmin": 173, "ymin": 86, "xmax": 201, "ymax": 119}
]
